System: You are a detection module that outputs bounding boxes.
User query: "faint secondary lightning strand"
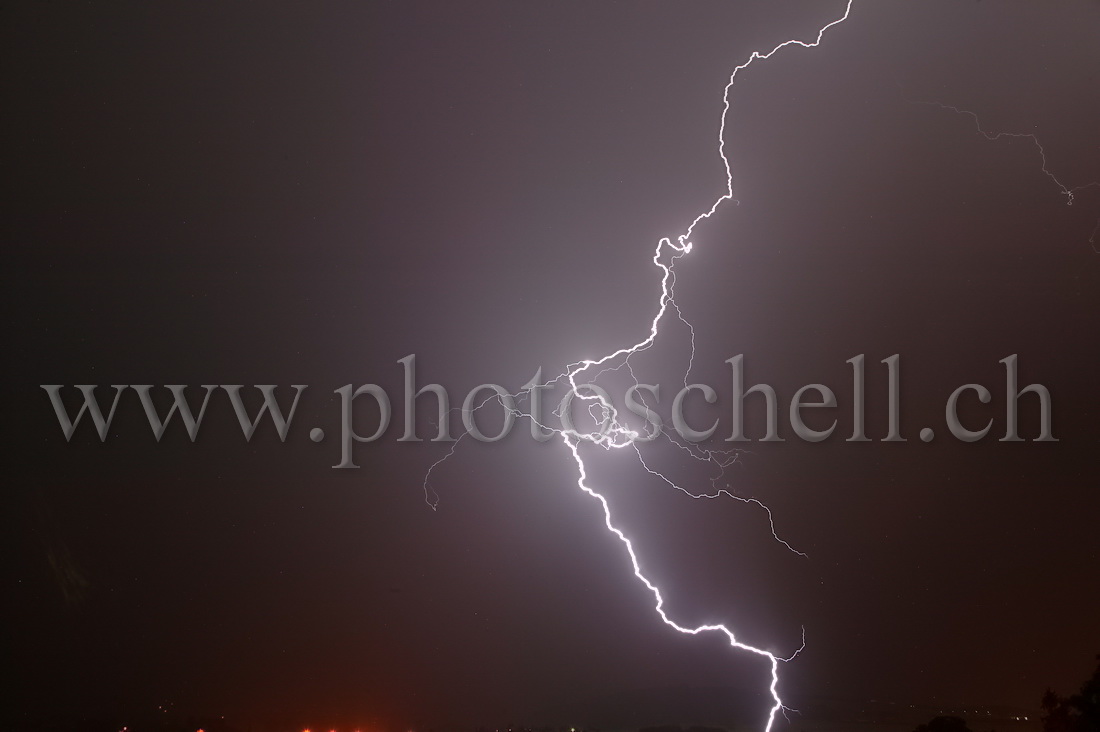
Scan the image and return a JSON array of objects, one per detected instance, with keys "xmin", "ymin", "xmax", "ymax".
[
  {"xmin": 632, "ymin": 443, "xmax": 807, "ymax": 558},
  {"xmin": 921, "ymin": 100, "xmax": 1100, "ymax": 207},
  {"xmin": 917, "ymin": 100, "xmax": 1100, "ymax": 251},
  {"xmin": 425, "ymin": 3, "xmax": 854, "ymax": 730}
]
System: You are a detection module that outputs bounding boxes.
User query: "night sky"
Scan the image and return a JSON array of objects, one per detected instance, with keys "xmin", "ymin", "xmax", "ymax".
[{"xmin": 4, "ymin": 2, "xmax": 1099, "ymax": 731}]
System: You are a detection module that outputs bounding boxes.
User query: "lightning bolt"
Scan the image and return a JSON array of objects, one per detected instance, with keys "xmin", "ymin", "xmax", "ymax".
[
  {"xmin": 423, "ymin": 4, "xmax": 855, "ymax": 730},
  {"xmin": 414, "ymin": 5, "xmax": 1100, "ymax": 728}
]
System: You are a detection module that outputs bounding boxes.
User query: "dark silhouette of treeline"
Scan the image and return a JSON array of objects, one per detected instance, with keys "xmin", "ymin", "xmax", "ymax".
[{"xmin": 911, "ymin": 654, "xmax": 1099, "ymax": 732}]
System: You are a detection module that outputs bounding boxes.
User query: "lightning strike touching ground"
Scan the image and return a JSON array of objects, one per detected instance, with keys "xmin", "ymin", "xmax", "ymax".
[{"xmin": 425, "ymin": 3, "xmax": 855, "ymax": 730}]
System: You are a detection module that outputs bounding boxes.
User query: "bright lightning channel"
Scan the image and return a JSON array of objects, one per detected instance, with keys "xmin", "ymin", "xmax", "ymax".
[{"xmin": 425, "ymin": 4, "xmax": 855, "ymax": 731}]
